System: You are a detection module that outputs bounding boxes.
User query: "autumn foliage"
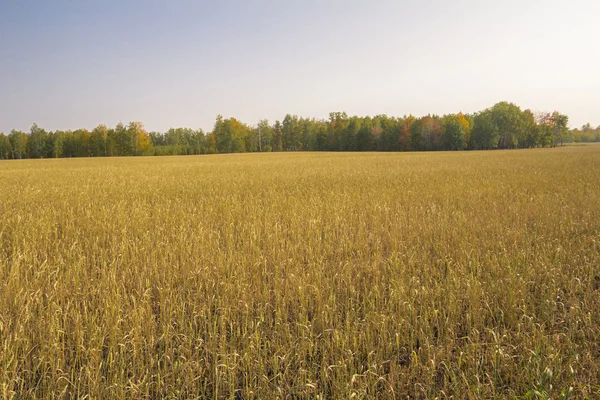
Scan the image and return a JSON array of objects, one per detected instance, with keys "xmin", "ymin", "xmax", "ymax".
[{"xmin": 0, "ymin": 101, "xmax": 595, "ymax": 160}]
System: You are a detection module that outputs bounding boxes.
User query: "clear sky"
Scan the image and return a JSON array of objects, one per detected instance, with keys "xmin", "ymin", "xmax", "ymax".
[{"xmin": 1, "ymin": 0, "xmax": 598, "ymax": 133}]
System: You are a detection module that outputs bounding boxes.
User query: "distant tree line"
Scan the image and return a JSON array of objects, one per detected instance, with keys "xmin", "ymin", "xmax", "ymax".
[
  {"xmin": 0, "ymin": 122, "xmax": 154, "ymax": 160},
  {"xmin": 569, "ymin": 123, "xmax": 600, "ymax": 144},
  {"xmin": 0, "ymin": 102, "xmax": 597, "ymax": 160}
]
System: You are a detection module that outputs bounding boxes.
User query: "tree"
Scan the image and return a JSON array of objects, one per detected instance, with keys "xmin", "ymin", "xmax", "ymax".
[
  {"xmin": 0, "ymin": 102, "xmax": 578, "ymax": 159},
  {"xmin": 128, "ymin": 122, "xmax": 154, "ymax": 156},
  {"xmin": 73, "ymin": 129, "xmax": 91, "ymax": 157},
  {"xmin": 551, "ymin": 111, "xmax": 568, "ymax": 146},
  {"xmin": 271, "ymin": 120, "xmax": 283, "ymax": 152},
  {"xmin": 111, "ymin": 123, "xmax": 130, "ymax": 156},
  {"xmin": 206, "ymin": 131, "xmax": 217, "ymax": 153},
  {"xmin": 28, "ymin": 123, "xmax": 48, "ymax": 158},
  {"xmin": 411, "ymin": 116, "xmax": 442, "ymax": 151},
  {"xmin": 256, "ymin": 119, "xmax": 272, "ymax": 152},
  {"xmin": 190, "ymin": 129, "xmax": 208, "ymax": 154},
  {"xmin": 377, "ymin": 115, "xmax": 399, "ymax": 151},
  {"xmin": 356, "ymin": 117, "xmax": 375, "ymax": 151},
  {"xmin": 90, "ymin": 125, "xmax": 109, "ymax": 157},
  {"xmin": 0, "ymin": 133, "xmax": 12, "ymax": 159},
  {"xmin": 345, "ymin": 116, "xmax": 361, "ymax": 152},
  {"xmin": 282, "ymin": 114, "xmax": 301, "ymax": 151},
  {"xmin": 214, "ymin": 116, "xmax": 249, "ymax": 153},
  {"xmin": 470, "ymin": 110, "xmax": 499, "ymax": 150},
  {"xmin": 213, "ymin": 115, "xmax": 229, "ymax": 153},
  {"xmin": 49, "ymin": 131, "xmax": 65, "ymax": 158},
  {"xmin": 149, "ymin": 131, "xmax": 166, "ymax": 147},
  {"xmin": 9, "ymin": 130, "xmax": 28, "ymax": 159},
  {"xmin": 371, "ymin": 118, "xmax": 383, "ymax": 150},
  {"xmin": 60, "ymin": 131, "xmax": 75, "ymax": 157},
  {"xmin": 442, "ymin": 114, "xmax": 467, "ymax": 150},
  {"xmin": 328, "ymin": 112, "xmax": 349, "ymax": 151},
  {"xmin": 409, "ymin": 118, "xmax": 423, "ymax": 151},
  {"xmin": 486, "ymin": 101, "xmax": 532, "ymax": 149},
  {"xmin": 398, "ymin": 116, "xmax": 413, "ymax": 151},
  {"xmin": 456, "ymin": 113, "xmax": 471, "ymax": 148},
  {"xmin": 282, "ymin": 115, "xmax": 293, "ymax": 151},
  {"xmin": 520, "ymin": 110, "xmax": 539, "ymax": 148},
  {"xmin": 536, "ymin": 112, "xmax": 555, "ymax": 147}
]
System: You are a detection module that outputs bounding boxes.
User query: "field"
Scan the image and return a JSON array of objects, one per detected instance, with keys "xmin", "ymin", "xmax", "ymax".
[{"xmin": 1, "ymin": 146, "xmax": 599, "ymax": 399}]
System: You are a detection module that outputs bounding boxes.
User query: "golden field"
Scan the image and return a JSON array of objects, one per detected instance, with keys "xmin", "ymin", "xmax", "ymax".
[{"xmin": 1, "ymin": 146, "xmax": 599, "ymax": 399}]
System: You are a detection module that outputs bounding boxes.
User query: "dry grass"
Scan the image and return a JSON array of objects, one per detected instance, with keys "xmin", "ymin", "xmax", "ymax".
[{"xmin": 1, "ymin": 146, "xmax": 599, "ymax": 399}]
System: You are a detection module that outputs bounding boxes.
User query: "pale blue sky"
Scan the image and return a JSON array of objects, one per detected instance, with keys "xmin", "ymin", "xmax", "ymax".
[{"xmin": 1, "ymin": 0, "xmax": 598, "ymax": 133}]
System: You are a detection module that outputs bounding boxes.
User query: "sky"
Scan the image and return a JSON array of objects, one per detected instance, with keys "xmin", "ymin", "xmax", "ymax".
[{"xmin": 1, "ymin": 0, "xmax": 598, "ymax": 133}]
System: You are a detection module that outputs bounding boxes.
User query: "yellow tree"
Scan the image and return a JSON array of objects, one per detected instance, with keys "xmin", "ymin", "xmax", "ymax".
[
  {"xmin": 456, "ymin": 113, "xmax": 471, "ymax": 148},
  {"xmin": 128, "ymin": 122, "xmax": 154, "ymax": 156}
]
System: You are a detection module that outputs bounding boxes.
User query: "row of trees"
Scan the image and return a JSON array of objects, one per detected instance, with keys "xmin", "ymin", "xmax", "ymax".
[
  {"xmin": 0, "ymin": 102, "xmax": 596, "ymax": 160},
  {"xmin": 0, "ymin": 122, "xmax": 154, "ymax": 160},
  {"xmin": 569, "ymin": 123, "xmax": 600, "ymax": 143}
]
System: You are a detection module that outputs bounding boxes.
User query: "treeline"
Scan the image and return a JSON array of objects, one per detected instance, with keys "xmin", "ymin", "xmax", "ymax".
[
  {"xmin": 0, "ymin": 101, "xmax": 597, "ymax": 160},
  {"xmin": 0, "ymin": 122, "xmax": 154, "ymax": 160},
  {"xmin": 570, "ymin": 123, "xmax": 600, "ymax": 143}
]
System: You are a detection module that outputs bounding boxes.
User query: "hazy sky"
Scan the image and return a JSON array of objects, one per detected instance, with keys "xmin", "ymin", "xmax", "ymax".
[{"xmin": 1, "ymin": 0, "xmax": 598, "ymax": 133}]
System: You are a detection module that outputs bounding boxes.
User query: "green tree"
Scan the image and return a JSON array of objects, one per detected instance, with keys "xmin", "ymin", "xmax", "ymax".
[
  {"xmin": 105, "ymin": 128, "xmax": 118, "ymax": 156},
  {"xmin": 9, "ymin": 130, "xmax": 28, "ymax": 159},
  {"xmin": 49, "ymin": 131, "xmax": 66, "ymax": 158},
  {"xmin": 255, "ymin": 120, "xmax": 273, "ymax": 152},
  {"xmin": 214, "ymin": 116, "xmax": 249, "ymax": 153},
  {"xmin": 0, "ymin": 133, "xmax": 12, "ymax": 159},
  {"xmin": 0, "ymin": 102, "xmax": 577, "ymax": 158},
  {"xmin": 90, "ymin": 125, "xmax": 109, "ymax": 157},
  {"xmin": 282, "ymin": 114, "xmax": 303, "ymax": 151},
  {"xmin": 28, "ymin": 123, "xmax": 49, "ymax": 158},
  {"xmin": 551, "ymin": 111, "xmax": 569, "ymax": 146},
  {"xmin": 149, "ymin": 131, "xmax": 166, "ymax": 147},
  {"xmin": 213, "ymin": 115, "xmax": 228, "ymax": 153},
  {"xmin": 411, "ymin": 116, "xmax": 442, "ymax": 151},
  {"xmin": 536, "ymin": 113, "xmax": 555, "ymax": 147},
  {"xmin": 190, "ymin": 129, "xmax": 208, "ymax": 154},
  {"xmin": 520, "ymin": 110, "xmax": 539, "ymax": 148},
  {"xmin": 442, "ymin": 114, "xmax": 467, "ymax": 150},
  {"xmin": 470, "ymin": 110, "xmax": 499, "ymax": 150},
  {"xmin": 74, "ymin": 129, "xmax": 91, "ymax": 157},
  {"xmin": 113, "ymin": 123, "xmax": 131, "ymax": 156},
  {"xmin": 377, "ymin": 115, "xmax": 399, "ymax": 151},
  {"xmin": 60, "ymin": 131, "xmax": 75, "ymax": 157},
  {"xmin": 128, "ymin": 122, "xmax": 154, "ymax": 156},
  {"xmin": 327, "ymin": 112, "xmax": 349, "ymax": 151},
  {"xmin": 346, "ymin": 116, "xmax": 361, "ymax": 152},
  {"xmin": 490, "ymin": 102, "xmax": 524, "ymax": 149},
  {"xmin": 355, "ymin": 117, "xmax": 375, "ymax": 151}
]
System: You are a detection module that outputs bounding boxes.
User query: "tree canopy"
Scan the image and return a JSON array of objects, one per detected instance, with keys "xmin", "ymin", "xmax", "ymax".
[{"xmin": 0, "ymin": 102, "xmax": 595, "ymax": 160}]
